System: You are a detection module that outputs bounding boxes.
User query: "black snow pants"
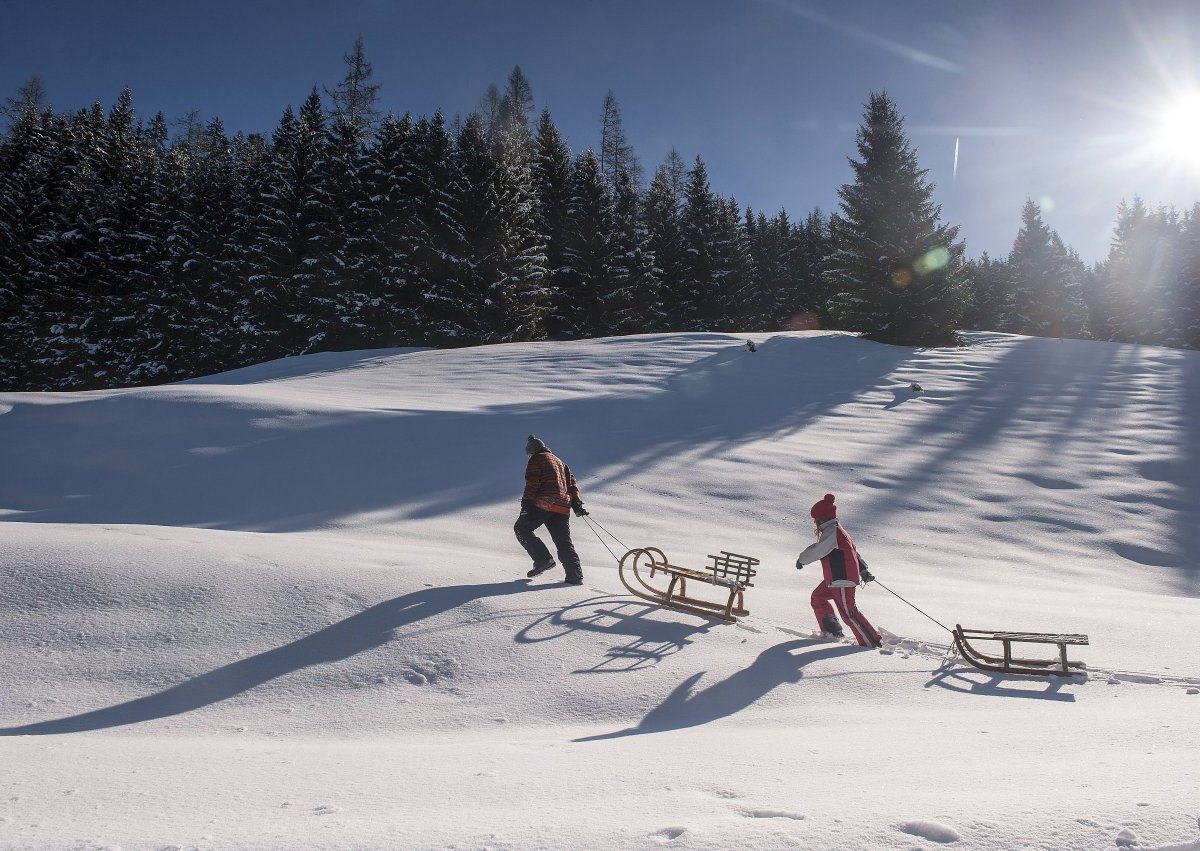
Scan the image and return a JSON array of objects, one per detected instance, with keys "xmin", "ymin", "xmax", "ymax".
[{"xmin": 514, "ymin": 506, "xmax": 582, "ymax": 581}]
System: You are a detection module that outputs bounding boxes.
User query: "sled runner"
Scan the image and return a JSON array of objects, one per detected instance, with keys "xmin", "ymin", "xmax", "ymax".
[
  {"xmin": 952, "ymin": 624, "xmax": 1088, "ymax": 677},
  {"xmin": 618, "ymin": 547, "xmax": 758, "ymax": 623}
]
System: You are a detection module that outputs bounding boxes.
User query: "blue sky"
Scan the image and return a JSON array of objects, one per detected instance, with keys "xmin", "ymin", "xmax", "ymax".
[{"xmin": 4, "ymin": 0, "xmax": 1200, "ymax": 261}]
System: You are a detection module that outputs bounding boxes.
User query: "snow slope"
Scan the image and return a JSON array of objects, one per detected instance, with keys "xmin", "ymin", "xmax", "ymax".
[{"xmin": 1, "ymin": 331, "xmax": 1198, "ymax": 850}]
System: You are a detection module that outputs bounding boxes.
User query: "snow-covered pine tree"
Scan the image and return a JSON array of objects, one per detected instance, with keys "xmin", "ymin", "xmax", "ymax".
[
  {"xmin": 244, "ymin": 90, "xmax": 334, "ymax": 356},
  {"xmin": 1006, "ymin": 199, "xmax": 1086, "ymax": 338},
  {"xmin": 711, "ymin": 195, "xmax": 753, "ymax": 330},
  {"xmin": 1170, "ymin": 203, "xmax": 1200, "ymax": 349},
  {"xmin": 531, "ymin": 109, "xmax": 572, "ymax": 328},
  {"xmin": 410, "ymin": 111, "xmax": 470, "ymax": 345},
  {"xmin": 1099, "ymin": 198, "xmax": 1179, "ymax": 345},
  {"xmin": 961, "ymin": 251, "xmax": 1010, "ymax": 333},
  {"xmin": 643, "ymin": 155, "xmax": 685, "ymax": 332},
  {"xmin": 604, "ymin": 165, "xmax": 661, "ymax": 334},
  {"xmin": 499, "ymin": 66, "xmax": 535, "ymax": 149},
  {"xmin": 825, "ymin": 92, "xmax": 965, "ymax": 345},
  {"xmin": 678, "ymin": 156, "xmax": 723, "ymax": 330},
  {"xmin": 550, "ymin": 148, "xmax": 610, "ymax": 339},
  {"xmin": 455, "ymin": 113, "xmax": 548, "ymax": 343},
  {"xmin": 361, "ymin": 113, "xmax": 421, "ymax": 345},
  {"xmin": 321, "ymin": 114, "xmax": 373, "ymax": 349}
]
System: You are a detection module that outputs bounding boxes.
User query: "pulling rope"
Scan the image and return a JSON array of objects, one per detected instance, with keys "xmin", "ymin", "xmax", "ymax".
[
  {"xmin": 870, "ymin": 579, "xmax": 953, "ymax": 634},
  {"xmin": 581, "ymin": 515, "xmax": 624, "ymax": 565}
]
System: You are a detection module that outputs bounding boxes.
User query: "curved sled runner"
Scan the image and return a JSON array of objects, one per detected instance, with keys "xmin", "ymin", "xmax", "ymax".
[
  {"xmin": 618, "ymin": 547, "xmax": 758, "ymax": 623},
  {"xmin": 953, "ymin": 625, "xmax": 1088, "ymax": 677}
]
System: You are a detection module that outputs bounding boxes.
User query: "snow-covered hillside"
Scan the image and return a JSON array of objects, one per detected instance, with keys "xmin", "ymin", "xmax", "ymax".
[{"xmin": 1, "ymin": 331, "xmax": 1198, "ymax": 850}]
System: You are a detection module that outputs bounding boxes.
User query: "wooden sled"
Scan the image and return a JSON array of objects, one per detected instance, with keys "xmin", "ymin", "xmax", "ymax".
[
  {"xmin": 618, "ymin": 547, "xmax": 758, "ymax": 623},
  {"xmin": 952, "ymin": 624, "xmax": 1089, "ymax": 677}
]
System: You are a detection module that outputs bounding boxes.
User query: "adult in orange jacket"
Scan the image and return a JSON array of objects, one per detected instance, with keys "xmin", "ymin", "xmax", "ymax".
[
  {"xmin": 795, "ymin": 493, "xmax": 882, "ymax": 647},
  {"xmin": 515, "ymin": 434, "xmax": 586, "ymax": 585}
]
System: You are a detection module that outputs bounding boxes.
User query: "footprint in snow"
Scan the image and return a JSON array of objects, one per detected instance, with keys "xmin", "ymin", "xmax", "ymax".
[
  {"xmin": 312, "ymin": 804, "xmax": 342, "ymax": 816},
  {"xmin": 648, "ymin": 827, "xmax": 689, "ymax": 843}
]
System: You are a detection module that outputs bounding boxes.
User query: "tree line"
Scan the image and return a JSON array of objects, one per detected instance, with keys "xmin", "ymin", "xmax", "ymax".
[{"xmin": 1, "ymin": 43, "xmax": 1197, "ymax": 392}]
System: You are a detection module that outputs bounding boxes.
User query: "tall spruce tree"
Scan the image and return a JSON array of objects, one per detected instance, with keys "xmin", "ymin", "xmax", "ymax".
[
  {"xmin": 551, "ymin": 149, "xmax": 611, "ymax": 338},
  {"xmin": 605, "ymin": 166, "xmax": 661, "ymax": 333},
  {"xmin": 677, "ymin": 156, "xmax": 723, "ymax": 330},
  {"xmin": 1006, "ymin": 199, "xmax": 1086, "ymax": 338},
  {"xmin": 825, "ymin": 92, "xmax": 965, "ymax": 345},
  {"xmin": 644, "ymin": 158, "xmax": 685, "ymax": 331}
]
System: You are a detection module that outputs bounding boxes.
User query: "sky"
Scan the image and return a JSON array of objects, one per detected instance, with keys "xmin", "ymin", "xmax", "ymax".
[{"xmin": 4, "ymin": 0, "xmax": 1200, "ymax": 262}]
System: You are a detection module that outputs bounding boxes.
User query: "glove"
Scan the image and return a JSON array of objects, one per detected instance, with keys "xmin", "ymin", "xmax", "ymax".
[
  {"xmin": 571, "ymin": 499, "xmax": 589, "ymax": 517},
  {"xmin": 795, "ymin": 557, "xmax": 805, "ymax": 570},
  {"xmin": 860, "ymin": 569, "xmax": 875, "ymax": 584},
  {"xmin": 520, "ymin": 499, "xmax": 534, "ymax": 512}
]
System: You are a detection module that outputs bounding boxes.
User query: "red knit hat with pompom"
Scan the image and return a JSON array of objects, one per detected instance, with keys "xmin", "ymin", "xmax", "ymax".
[{"xmin": 810, "ymin": 493, "xmax": 837, "ymax": 521}]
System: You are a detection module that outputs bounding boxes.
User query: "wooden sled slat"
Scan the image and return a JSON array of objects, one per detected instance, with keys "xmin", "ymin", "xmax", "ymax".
[
  {"xmin": 618, "ymin": 547, "xmax": 756, "ymax": 623},
  {"xmin": 953, "ymin": 624, "xmax": 1088, "ymax": 677}
]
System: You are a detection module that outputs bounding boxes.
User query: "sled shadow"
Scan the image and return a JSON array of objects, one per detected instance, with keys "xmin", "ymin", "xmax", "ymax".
[
  {"xmin": 515, "ymin": 595, "xmax": 716, "ymax": 673},
  {"xmin": 575, "ymin": 640, "xmax": 862, "ymax": 741},
  {"xmin": 0, "ymin": 581, "xmax": 552, "ymax": 736},
  {"xmin": 923, "ymin": 661, "xmax": 1078, "ymax": 702}
]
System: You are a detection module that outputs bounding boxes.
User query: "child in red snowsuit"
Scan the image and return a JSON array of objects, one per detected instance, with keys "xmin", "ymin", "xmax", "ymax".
[{"xmin": 795, "ymin": 493, "xmax": 882, "ymax": 648}]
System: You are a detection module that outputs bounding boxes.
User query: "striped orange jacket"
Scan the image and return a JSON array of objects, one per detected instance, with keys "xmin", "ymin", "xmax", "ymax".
[{"xmin": 523, "ymin": 450, "xmax": 580, "ymax": 515}]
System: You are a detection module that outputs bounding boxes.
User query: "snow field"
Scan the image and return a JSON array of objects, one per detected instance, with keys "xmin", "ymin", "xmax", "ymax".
[{"xmin": 1, "ymin": 331, "xmax": 1198, "ymax": 849}]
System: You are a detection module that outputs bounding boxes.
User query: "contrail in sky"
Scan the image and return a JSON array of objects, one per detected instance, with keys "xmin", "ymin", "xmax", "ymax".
[
  {"xmin": 953, "ymin": 137, "xmax": 960, "ymax": 185},
  {"xmin": 758, "ymin": 0, "xmax": 962, "ymax": 73}
]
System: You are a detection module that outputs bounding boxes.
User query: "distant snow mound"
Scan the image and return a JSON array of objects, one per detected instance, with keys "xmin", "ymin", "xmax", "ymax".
[{"xmin": 900, "ymin": 820, "xmax": 961, "ymax": 843}]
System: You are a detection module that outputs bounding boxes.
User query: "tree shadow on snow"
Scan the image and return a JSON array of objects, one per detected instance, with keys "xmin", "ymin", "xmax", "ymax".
[
  {"xmin": 514, "ymin": 595, "xmax": 717, "ymax": 673},
  {"xmin": 923, "ymin": 660, "xmax": 1078, "ymax": 702},
  {"xmin": 0, "ymin": 334, "xmax": 913, "ymax": 532},
  {"xmin": 0, "ymin": 581, "xmax": 553, "ymax": 736},
  {"xmin": 574, "ymin": 639, "xmax": 863, "ymax": 741}
]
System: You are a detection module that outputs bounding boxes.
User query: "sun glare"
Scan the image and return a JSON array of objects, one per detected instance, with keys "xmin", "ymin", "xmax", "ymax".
[{"xmin": 1152, "ymin": 91, "xmax": 1200, "ymax": 170}]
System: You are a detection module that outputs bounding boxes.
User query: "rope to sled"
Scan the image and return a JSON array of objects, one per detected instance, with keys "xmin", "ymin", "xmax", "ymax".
[
  {"xmin": 871, "ymin": 579, "xmax": 953, "ymax": 634},
  {"xmin": 582, "ymin": 515, "xmax": 624, "ymax": 565}
]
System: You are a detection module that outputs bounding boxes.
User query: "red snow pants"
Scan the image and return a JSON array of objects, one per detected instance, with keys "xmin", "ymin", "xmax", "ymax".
[{"xmin": 811, "ymin": 582, "xmax": 881, "ymax": 647}]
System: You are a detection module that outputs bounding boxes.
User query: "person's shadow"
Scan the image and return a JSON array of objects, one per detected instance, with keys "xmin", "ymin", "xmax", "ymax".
[
  {"xmin": 576, "ymin": 639, "xmax": 863, "ymax": 741},
  {"xmin": 0, "ymin": 581, "xmax": 551, "ymax": 736}
]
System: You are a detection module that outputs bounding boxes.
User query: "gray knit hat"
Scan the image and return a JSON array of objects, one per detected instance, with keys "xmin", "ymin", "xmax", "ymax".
[{"xmin": 526, "ymin": 434, "xmax": 548, "ymax": 453}]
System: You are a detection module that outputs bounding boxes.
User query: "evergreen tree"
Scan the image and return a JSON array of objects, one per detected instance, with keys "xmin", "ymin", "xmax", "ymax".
[
  {"xmin": 550, "ymin": 149, "xmax": 611, "ymax": 338},
  {"xmin": 455, "ymin": 113, "xmax": 547, "ymax": 343},
  {"xmin": 1170, "ymin": 203, "xmax": 1200, "ymax": 349},
  {"xmin": 500, "ymin": 65, "xmax": 535, "ymax": 143},
  {"xmin": 1099, "ymin": 198, "xmax": 1179, "ymax": 344},
  {"xmin": 362, "ymin": 113, "xmax": 422, "ymax": 345},
  {"xmin": 643, "ymin": 158, "xmax": 685, "ymax": 331},
  {"xmin": 531, "ymin": 110, "xmax": 573, "ymax": 323},
  {"xmin": 961, "ymin": 251, "xmax": 1009, "ymax": 332},
  {"xmin": 677, "ymin": 156, "xmax": 723, "ymax": 330},
  {"xmin": 244, "ymin": 89, "xmax": 333, "ymax": 356},
  {"xmin": 605, "ymin": 166, "xmax": 661, "ymax": 333},
  {"xmin": 1006, "ymin": 199, "xmax": 1086, "ymax": 338},
  {"xmin": 825, "ymin": 92, "xmax": 965, "ymax": 345},
  {"xmin": 410, "ymin": 111, "xmax": 470, "ymax": 344}
]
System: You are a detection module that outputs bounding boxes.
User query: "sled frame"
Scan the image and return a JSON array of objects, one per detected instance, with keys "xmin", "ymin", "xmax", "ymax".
[
  {"xmin": 952, "ymin": 624, "xmax": 1088, "ymax": 677},
  {"xmin": 618, "ymin": 547, "xmax": 757, "ymax": 623}
]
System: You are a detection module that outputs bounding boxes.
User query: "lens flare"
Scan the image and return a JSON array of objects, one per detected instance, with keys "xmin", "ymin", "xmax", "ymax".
[
  {"xmin": 1152, "ymin": 90, "xmax": 1200, "ymax": 171},
  {"xmin": 914, "ymin": 247, "xmax": 951, "ymax": 275}
]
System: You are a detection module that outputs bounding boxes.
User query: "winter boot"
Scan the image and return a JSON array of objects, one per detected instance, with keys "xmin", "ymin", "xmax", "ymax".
[
  {"xmin": 527, "ymin": 557, "xmax": 557, "ymax": 578},
  {"xmin": 821, "ymin": 613, "xmax": 845, "ymax": 638}
]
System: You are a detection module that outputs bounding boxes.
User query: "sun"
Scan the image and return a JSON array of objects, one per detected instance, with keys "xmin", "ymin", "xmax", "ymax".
[{"xmin": 1151, "ymin": 91, "xmax": 1200, "ymax": 171}]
